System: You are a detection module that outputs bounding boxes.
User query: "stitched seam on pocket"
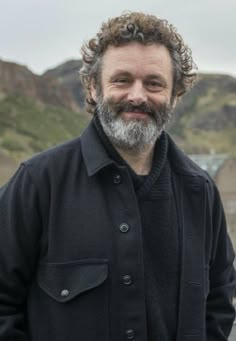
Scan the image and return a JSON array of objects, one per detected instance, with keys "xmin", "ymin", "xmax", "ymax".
[{"xmin": 39, "ymin": 258, "xmax": 108, "ymax": 267}]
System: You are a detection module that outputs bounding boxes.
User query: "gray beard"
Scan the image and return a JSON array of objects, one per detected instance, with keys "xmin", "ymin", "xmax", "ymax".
[{"xmin": 96, "ymin": 97, "xmax": 173, "ymax": 151}]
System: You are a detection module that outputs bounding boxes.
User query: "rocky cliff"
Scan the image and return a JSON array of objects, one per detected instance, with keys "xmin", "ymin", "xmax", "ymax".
[{"xmin": 0, "ymin": 59, "xmax": 80, "ymax": 111}]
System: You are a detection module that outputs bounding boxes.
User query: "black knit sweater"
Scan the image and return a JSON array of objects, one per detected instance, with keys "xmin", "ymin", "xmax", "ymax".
[{"xmin": 93, "ymin": 116, "xmax": 180, "ymax": 340}]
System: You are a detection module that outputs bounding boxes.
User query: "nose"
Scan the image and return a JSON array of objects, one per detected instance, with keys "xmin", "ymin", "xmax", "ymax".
[{"xmin": 127, "ymin": 81, "xmax": 147, "ymax": 105}]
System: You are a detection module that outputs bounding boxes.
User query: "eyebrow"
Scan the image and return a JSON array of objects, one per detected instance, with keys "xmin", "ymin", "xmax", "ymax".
[
  {"xmin": 109, "ymin": 71, "xmax": 131, "ymax": 79},
  {"xmin": 109, "ymin": 70, "xmax": 168, "ymax": 86}
]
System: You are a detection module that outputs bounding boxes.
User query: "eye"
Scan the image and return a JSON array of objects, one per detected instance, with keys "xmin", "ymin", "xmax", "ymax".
[
  {"xmin": 145, "ymin": 80, "xmax": 164, "ymax": 92},
  {"xmin": 114, "ymin": 78, "xmax": 129, "ymax": 84},
  {"xmin": 147, "ymin": 80, "xmax": 162, "ymax": 87},
  {"xmin": 112, "ymin": 77, "xmax": 131, "ymax": 87}
]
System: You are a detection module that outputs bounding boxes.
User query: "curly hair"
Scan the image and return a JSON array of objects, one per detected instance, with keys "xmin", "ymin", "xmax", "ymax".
[{"xmin": 80, "ymin": 11, "xmax": 197, "ymax": 113}]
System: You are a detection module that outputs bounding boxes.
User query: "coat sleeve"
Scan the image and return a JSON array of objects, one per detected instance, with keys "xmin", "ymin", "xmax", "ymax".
[
  {"xmin": 0, "ymin": 164, "xmax": 42, "ymax": 340},
  {"xmin": 206, "ymin": 182, "xmax": 236, "ymax": 340}
]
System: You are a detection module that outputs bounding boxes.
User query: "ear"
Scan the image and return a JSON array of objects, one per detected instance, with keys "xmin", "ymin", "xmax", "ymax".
[{"xmin": 90, "ymin": 80, "xmax": 97, "ymax": 102}]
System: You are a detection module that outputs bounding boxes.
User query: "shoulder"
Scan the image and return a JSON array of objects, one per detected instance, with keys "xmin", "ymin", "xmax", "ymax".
[
  {"xmin": 20, "ymin": 136, "xmax": 83, "ymax": 184},
  {"xmin": 25, "ymin": 136, "xmax": 81, "ymax": 165},
  {"xmin": 167, "ymin": 133, "xmax": 211, "ymax": 181},
  {"xmin": 166, "ymin": 134, "xmax": 225, "ymax": 218}
]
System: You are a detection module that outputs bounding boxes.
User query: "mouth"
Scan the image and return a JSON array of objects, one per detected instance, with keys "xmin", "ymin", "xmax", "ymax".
[
  {"xmin": 111, "ymin": 101, "xmax": 154, "ymax": 120},
  {"xmin": 121, "ymin": 110, "xmax": 151, "ymax": 120}
]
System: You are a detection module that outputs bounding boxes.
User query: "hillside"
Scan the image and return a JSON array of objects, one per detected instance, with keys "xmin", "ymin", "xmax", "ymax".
[
  {"xmin": 0, "ymin": 60, "xmax": 82, "ymax": 112},
  {"xmin": 44, "ymin": 60, "xmax": 84, "ymax": 107},
  {"xmin": 45, "ymin": 61, "xmax": 236, "ymax": 155},
  {"xmin": 0, "ymin": 95, "xmax": 88, "ymax": 161},
  {"xmin": 169, "ymin": 74, "xmax": 236, "ymax": 155},
  {"xmin": 0, "ymin": 58, "xmax": 236, "ymax": 184},
  {"xmin": 0, "ymin": 59, "xmax": 90, "ymax": 183}
]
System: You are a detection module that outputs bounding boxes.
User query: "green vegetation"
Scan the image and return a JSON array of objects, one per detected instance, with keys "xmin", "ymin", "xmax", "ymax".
[
  {"xmin": 0, "ymin": 72, "xmax": 235, "ymax": 165},
  {"xmin": 0, "ymin": 95, "xmax": 89, "ymax": 162},
  {"xmin": 173, "ymin": 128, "xmax": 236, "ymax": 156},
  {"xmin": 168, "ymin": 74, "xmax": 236, "ymax": 156}
]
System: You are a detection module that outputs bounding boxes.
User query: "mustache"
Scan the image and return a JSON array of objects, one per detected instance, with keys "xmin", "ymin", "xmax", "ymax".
[{"xmin": 106, "ymin": 100, "xmax": 158, "ymax": 117}]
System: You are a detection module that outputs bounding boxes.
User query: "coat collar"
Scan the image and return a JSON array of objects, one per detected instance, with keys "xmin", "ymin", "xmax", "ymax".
[
  {"xmin": 167, "ymin": 135, "xmax": 210, "ymax": 180},
  {"xmin": 80, "ymin": 120, "xmax": 115, "ymax": 176},
  {"xmin": 81, "ymin": 118, "xmax": 209, "ymax": 180}
]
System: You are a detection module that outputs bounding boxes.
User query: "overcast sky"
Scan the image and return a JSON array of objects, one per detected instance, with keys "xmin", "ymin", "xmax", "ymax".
[{"xmin": 0, "ymin": 0, "xmax": 235, "ymax": 76}]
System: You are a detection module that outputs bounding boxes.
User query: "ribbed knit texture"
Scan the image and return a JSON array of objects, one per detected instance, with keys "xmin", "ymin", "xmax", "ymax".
[{"xmin": 93, "ymin": 115, "xmax": 180, "ymax": 340}]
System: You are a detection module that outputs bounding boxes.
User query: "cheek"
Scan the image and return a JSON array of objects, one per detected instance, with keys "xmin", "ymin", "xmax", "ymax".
[
  {"xmin": 104, "ymin": 89, "xmax": 128, "ymax": 102},
  {"xmin": 150, "ymin": 94, "xmax": 168, "ymax": 106}
]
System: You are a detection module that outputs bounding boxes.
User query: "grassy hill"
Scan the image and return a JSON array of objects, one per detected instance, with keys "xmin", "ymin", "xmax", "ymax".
[
  {"xmin": 169, "ymin": 74, "xmax": 236, "ymax": 155},
  {"xmin": 0, "ymin": 58, "xmax": 235, "ymax": 185},
  {"xmin": 0, "ymin": 95, "xmax": 89, "ymax": 161},
  {"xmin": 44, "ymin": 60, "xmax": 84, "ymax": 108},
  {"xmin": 45, "ymin": 61, "xmax": 236, "ymax": 156},
  {"xmin": 0, "ymin": 94, "xmax": 89, "ymax": 185}
]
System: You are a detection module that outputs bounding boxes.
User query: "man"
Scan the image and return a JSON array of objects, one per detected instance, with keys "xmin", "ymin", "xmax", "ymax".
[{"xmin": 0, "ymin": 11, "xmax": 235, "ymax": 341}]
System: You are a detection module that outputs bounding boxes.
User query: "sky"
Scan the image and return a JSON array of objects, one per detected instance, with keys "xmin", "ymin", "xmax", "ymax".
[{"xmin": 0, "ymin": 0, "xmax": 235, "ymax": 76}]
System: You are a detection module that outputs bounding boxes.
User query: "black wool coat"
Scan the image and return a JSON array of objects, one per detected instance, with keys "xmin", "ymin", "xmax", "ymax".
[{"xmin": 0, "ymin": 121, "xmax": 235, "ymax": 341}]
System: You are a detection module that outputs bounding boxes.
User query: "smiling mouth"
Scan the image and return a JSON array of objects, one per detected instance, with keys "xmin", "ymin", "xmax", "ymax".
[
  {"xmin": 114, "ymin": 101, "xmax": 154, "ymax": 118},
  {"xmin": 121, "ymin": 111, "xmax": 151, "ymax": 119},
  {"xmin": 131, "ymin": 108, "xmax": 148, "ymax": 113}
]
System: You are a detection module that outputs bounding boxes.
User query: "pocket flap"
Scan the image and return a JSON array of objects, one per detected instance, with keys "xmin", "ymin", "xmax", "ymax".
[{"xmin": 37, "ymin": 260, "xmax": 108, "ymax": 302}]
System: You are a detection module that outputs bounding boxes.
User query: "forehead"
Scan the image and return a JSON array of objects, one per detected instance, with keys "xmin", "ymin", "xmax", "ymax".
[{"xmin": 101, "ymin": 42, "xmax": 173, "ymax": 80}]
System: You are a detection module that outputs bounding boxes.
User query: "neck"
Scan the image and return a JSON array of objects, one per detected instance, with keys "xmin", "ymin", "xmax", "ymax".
[{"xmin": 114, "ymin": 143, "xmax": 156, "ymax": 175}]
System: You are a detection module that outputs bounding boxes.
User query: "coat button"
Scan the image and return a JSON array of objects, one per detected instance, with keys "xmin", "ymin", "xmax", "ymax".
[
  {"xmin": 122, "ymin": 274, "xmax": 132, "ymax": 285},
  {"xmin": 126, "ymin": 329, "xmax": 135, "ymax": 339},
  {"xmin": 60, "ymin": 289, "xmax": 69, "ymax": 297},
  {"xmin": 119, "ymin": 223, "xmax": 130, "ymax": 233},
  {"xmin": 113, "ymin": 174, "xmax": 121, "ymax": 184}
]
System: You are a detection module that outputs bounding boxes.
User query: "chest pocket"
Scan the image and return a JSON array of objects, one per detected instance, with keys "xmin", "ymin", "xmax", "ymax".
[
  {"xmin": 37, "ymin": 260, "xmax": 108, "ymax": 302},
  {"xmin": 28, "ymin": 259, "xmax": 109, "ymax": 341}
]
